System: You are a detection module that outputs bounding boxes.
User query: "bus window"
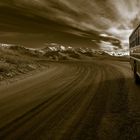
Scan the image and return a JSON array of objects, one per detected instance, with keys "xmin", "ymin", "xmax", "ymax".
[
  {"xmin": 139, "ymin": 28, "xmax": 140, "ymax": 45},
  {"xmin": 137, "ymin": 31, "xmax": 139, "ymax": 45},
  {"xmin": 129, "ymin": 24, "xmax": 140, "ymax": 84}
]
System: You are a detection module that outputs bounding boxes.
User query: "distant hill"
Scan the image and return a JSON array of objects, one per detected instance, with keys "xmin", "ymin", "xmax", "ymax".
[
  {"xmin": 0, "ymin": 43, "xmax": 129, "ymax": 82},
  {"xmin": 41, "ymin": 43, "xmax": 111, "ymax": 60},
  {"xmin": 0, "ymin": 43, "xmax": 129, "ymax": 61}
]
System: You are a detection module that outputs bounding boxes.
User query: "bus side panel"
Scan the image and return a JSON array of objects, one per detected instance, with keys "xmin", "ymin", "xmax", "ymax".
[
  {"xmin": 131, "ymin": 45, "xmax": 140, "ymax": 75},
  {"xmin": 137, "ymin": 61, "xmax": 140, "ymax": 76}
]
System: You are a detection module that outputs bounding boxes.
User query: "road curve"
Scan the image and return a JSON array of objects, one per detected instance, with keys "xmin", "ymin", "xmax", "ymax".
[{"xmin": 0, "ymin": 60, "xmax": 140, "ymax": 140}]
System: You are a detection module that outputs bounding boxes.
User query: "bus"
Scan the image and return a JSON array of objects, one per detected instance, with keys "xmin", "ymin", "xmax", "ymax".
[{"xmin": 129, "ymin": 24, "xmax": 140, "ymax": 84}]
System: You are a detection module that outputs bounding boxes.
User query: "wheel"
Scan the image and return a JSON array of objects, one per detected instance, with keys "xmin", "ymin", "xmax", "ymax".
[{"xmin": 134, "ymin": 62, "xmax": 140, "ymax": 84}]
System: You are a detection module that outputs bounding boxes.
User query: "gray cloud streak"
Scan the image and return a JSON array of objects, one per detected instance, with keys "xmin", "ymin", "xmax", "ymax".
[{"xmin": 0, "ymin": 0, "xmax": 139, "ymax": 50}]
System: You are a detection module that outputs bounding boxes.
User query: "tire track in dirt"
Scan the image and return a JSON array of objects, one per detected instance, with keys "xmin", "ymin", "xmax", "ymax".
[{"xmin": 0, "ymin": 60, "xmax": 139, "ymax": 140}]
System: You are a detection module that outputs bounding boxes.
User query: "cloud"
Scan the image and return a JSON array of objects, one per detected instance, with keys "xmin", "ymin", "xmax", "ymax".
[
  {"xmin": 99, "ymin": 41, "xmax": 118, "ymax": 51},
  {"xmin": 0, "ymin": 0, "xmax": 139, "ymax": 50}
]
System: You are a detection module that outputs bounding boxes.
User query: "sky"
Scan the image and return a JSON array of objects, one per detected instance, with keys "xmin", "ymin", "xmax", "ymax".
[{"xmin": 0, "ymin": 0, "xmax": 139, "ymax": 52}]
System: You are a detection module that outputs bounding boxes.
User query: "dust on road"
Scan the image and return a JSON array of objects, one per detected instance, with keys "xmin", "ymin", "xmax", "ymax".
[{"xmin": 0, "ymin": 60, "xmax": 140, "ymax": 140}]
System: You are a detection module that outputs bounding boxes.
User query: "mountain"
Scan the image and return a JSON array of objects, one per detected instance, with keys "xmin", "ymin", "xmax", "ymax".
[
  {"xmin": 0, "ymin": 42, "xmax": 112, "ymax": 61},
  {"xmin": 41, "ymin": 43, "xmax": 111, "ymax": 60},
  {"xmin": 0, "ymin": 42, "xmax": 129, "ymax": 81}
]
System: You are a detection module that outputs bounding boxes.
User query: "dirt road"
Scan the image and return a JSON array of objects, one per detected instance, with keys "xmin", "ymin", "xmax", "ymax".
[{"xmin": 0, "ymin": 60, "xmax": 140, "ymax": 140}]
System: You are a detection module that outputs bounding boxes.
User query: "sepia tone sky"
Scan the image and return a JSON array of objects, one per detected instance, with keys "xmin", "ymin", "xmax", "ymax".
[{"xmin": 0, "ymin": 0, "xmax": 139, "ymax": 51}]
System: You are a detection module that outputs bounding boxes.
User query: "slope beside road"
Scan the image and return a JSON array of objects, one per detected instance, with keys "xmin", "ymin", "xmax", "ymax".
[{"xmin": 0, "ymin": 60, "xmax": 140, "ymax": 140}]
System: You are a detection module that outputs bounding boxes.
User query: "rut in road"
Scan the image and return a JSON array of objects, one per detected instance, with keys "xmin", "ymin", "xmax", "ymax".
[{"xmin": 0, "ymin": 61, "xmax": 138, "ymax": 140}]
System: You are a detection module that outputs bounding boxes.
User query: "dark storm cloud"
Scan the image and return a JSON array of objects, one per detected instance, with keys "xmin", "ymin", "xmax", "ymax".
[{"xmin": 0, "ymin": 0, "xmax": 139, "ymax": 50}]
